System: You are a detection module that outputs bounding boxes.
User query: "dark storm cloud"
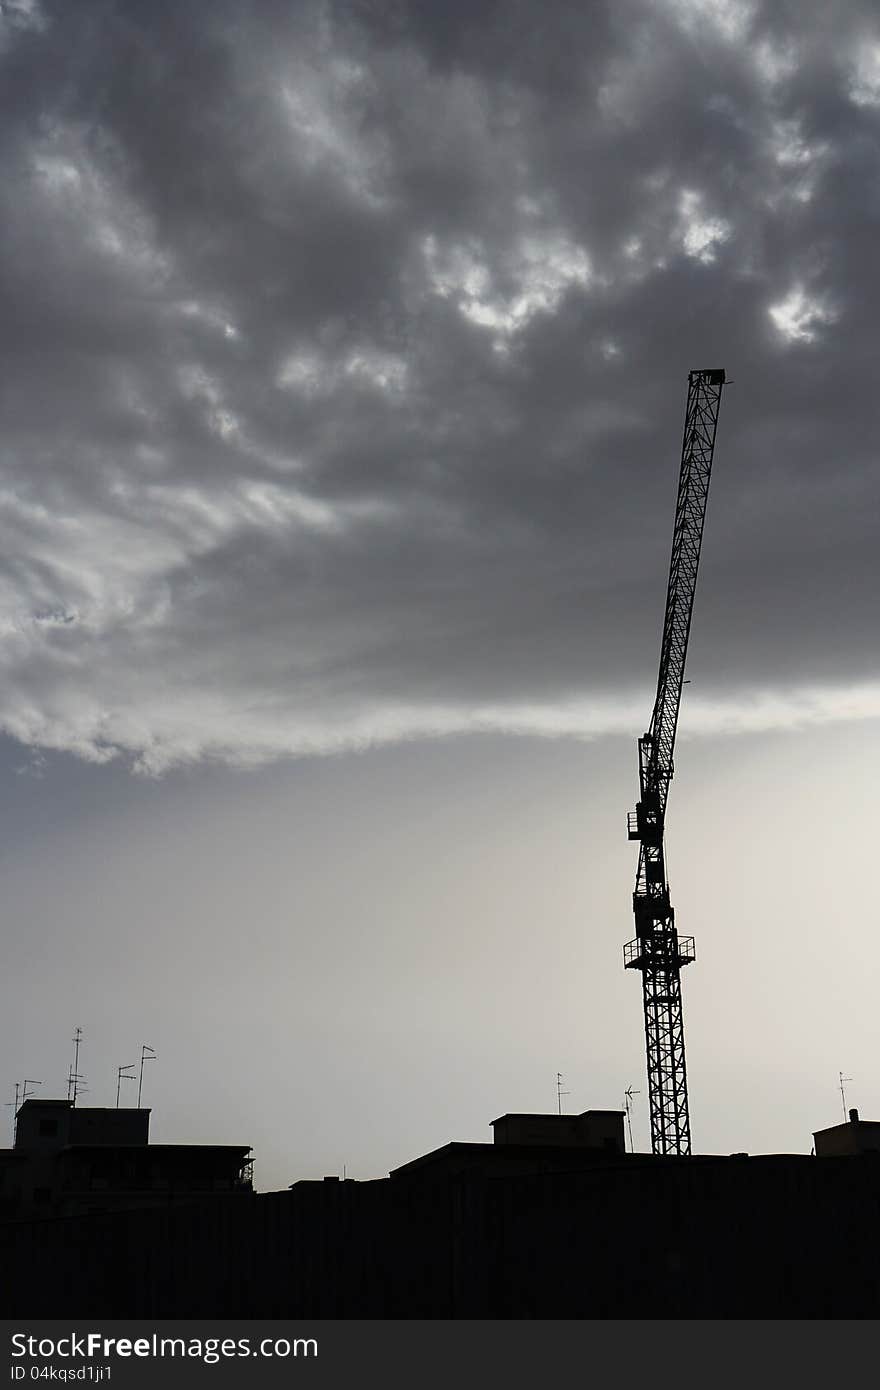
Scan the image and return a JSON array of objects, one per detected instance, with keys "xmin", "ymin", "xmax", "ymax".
[{"xmin": 0, "ymin": 0, "xmax": 878, "ymax": 769}]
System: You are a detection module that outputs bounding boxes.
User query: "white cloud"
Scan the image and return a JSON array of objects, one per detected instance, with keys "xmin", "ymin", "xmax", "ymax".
[
  {"xmin": 29, "ymin": 131, "xmax": 169, "ymax": 289},
  {"xmin": 678, "ymin": 189, "xmax": 731, "ymax": 263},
  {"xmin": 277, "ymin": 349, "xmax": 330, "ymax": 397},
  {"xmin": 279, "ymin": 59, "xmax": 388, "ymax": 205},
  {"xmin": 766, "ymin": 121, "xmax": 827, "ymax": 205},
  {"xmin": 849, "ymin": 40, "xmax": 880, "ymax": 107},
  {"xmin": 752, "ymin": 38, "xmax": 800, "ymax": 87},
  {"xmin": 3, "ymin": 674, "xmax": 878, "ymax": 777},
  {"xmin": 768, "ymin": 286, "xmax": 837, "ymax": 343},
  {"xmin": 174, "ymin": 299, "xmax": 241, "ymax": 341},
  {"xmin": 422, "ymin": 230, "xmax": 591, "ymax": 348},
  {"xmin": 660, "ymin": 0, "xmax": 755, "ymax": 43},
  {"xmin": 278, "ymin": 345, "xmax": 409, "ymax": 398},
  {"xmin": 343, "ymin": 349, "xmax": 409, "ymax": 394},
  {"xmin": 0, "ymin": 0, "xmax": 46, "ymax": 43}
]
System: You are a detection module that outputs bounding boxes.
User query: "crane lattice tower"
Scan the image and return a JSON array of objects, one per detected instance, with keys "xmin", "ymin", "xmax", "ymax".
[{"xmin": 624, "ymin": 368, "xmax": 726, "ymax": 1156}]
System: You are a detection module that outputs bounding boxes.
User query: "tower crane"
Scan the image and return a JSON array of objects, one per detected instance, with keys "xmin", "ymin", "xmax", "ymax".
[{"xmin": 624, "ymin": 368, "xmax": 726, "ymax": 1156}]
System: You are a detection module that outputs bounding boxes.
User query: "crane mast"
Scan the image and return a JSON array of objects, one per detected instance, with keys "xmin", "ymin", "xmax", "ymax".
[{"xmin": 624, "ymin": 368, "xmax": 726, "ymax": 1156}]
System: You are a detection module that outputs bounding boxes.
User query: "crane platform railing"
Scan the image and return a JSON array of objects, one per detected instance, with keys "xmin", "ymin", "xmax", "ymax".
[{"xmin": 623, "ymin": 935, "xmax": 696, "ymax": 972}]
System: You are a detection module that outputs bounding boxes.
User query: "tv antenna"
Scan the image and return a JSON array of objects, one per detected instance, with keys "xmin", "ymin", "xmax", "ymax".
[
  {"xmin": 138, "ymin": 1045, "xmax": 156, "ymax": 1108},
  {"xmin": 556, "ymin": 1072, "xmax": 570, "ymax": 1116},
  {"xmin": 839, "ymin": 1071, "xmax": 853, "ymax": 1122},
  {"xmin": 624, "ymin": 1085, "xmax": 640, "ymax": 1153},
  {"xmin": 5, "ymin": 1082, "xmax": 21, "ymax": 1142},
  {"xmin": 116, "ymin": 1064, "xmax": 136, "ymax": 1108},
  {"xmin": 66, "ymin": 1065, "xmax": 86, "ymax": 1103},
  {"xmin": 69, "ymin": 1027, "xmax": 84, "ymax": 1105}
]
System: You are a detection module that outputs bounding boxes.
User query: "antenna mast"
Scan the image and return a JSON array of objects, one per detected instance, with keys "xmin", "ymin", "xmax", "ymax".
[
  {"xmin": 624, "ymin": 369, "xmax": 726, "ymax": 1156},
  {"xmin": 116, "ymin": 1064, "xmax": 136, "ymax": 1108},
  {"xmin": 138, "ymin": 1045, "xmax": 156, "ymax": 1108},
  {"xmin": 68, "ymin": 1027, "xmax": 84, "ymax": 1106},
  {"xmin": 556, "ymin": 1072, "xmax": 570, "ymax": 1116},
  {"xmin": 5, "ymin": 1083, "xmax": 21, "ymax": 1143},
  {"xmin": 839, "ymin": 1071, "xmax": 853, "ymax": 1121},
  {"xmin": 624, "ymin": 1085, "xmax": 640, "ymax": 1154}
]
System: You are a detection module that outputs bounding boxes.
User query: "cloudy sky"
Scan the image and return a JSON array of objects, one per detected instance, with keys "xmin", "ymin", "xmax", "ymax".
[{"xmin": 1, "ymin": 0, "xmax": 878, "ymax": 1187}]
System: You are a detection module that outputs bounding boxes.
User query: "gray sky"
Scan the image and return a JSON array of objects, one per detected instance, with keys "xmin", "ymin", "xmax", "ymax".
[{"xmin": 1, "ymin": 0, "xmax": 878, "ymax": 1188}]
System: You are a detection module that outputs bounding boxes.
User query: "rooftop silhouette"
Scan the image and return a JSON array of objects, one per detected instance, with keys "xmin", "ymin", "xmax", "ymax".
[{"xmin": 3, "ymin": 1103, "xmax": 879, "ymax": 1317}]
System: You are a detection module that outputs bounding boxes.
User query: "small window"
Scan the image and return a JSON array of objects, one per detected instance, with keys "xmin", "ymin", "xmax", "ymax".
[{"xmin": 39, "ymin": 1119, "xmax": 58, "ymax": 1137}]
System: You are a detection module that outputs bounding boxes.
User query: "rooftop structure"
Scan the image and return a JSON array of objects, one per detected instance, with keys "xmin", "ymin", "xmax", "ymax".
[
  {"xmin": 491, "ymin": 1110, "xmax": 624, "ymax": 1151},
  {"xmin": 13, "ymin": 1098, "xmax": 149, "ymax": 1151},
  {"xmin": 0, "ymin": 1098, "xmax": 252, "ymax": 1219},
  {"xmin": 814, "ymin": 1108, "xmax": 880, "ymax": 1158},
  {"xmin": 391, "ymin": 1110, "xmax": 627, "ymax": 1182}
]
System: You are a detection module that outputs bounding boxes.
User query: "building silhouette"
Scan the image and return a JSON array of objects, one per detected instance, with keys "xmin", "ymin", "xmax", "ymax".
[
  {"xmin": 814, "ymin": 1108, "xmax": 880, "ymax": 1157},
  {"xmin": 0, "ymin": 1098, "xmax": 252, "ymax": 1221},
  {"xmin": 3, "ymin": 1105, "xmax": 879, "ymax": 1316}
]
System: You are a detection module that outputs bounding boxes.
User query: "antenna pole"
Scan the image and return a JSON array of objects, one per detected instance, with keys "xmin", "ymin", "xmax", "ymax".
[
  {"xmin": 138, "ymin": 1045, "xmax": 156, "ymax": 1108},
  {"xmin": 556, "ymin": 1072, "xmax": 570, "ymax": 1116},
  {"xmin": 71, "ymin": 1027, "xmax": 83, "ymax": 1106},
  {"xmin": 116, "ymin": 1064, "xmax": 136, "ymax": 1108},
  {"xmin": 624, "ymin": 1085, "xmax": 640, "ymax": 1153},
  {"xmin": 839, "ymin": 1071, "xmax": 853, "ymax": 1122},
  {"xmin": 5, "ymin": 1083, "xmax": 22, "ymax": 1143}
]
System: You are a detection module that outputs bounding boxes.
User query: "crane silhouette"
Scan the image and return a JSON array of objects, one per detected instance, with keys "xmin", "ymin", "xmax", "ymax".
[{"xmin": 624, "ymin": 369, "xmax": 726, "ymax": 1156}]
